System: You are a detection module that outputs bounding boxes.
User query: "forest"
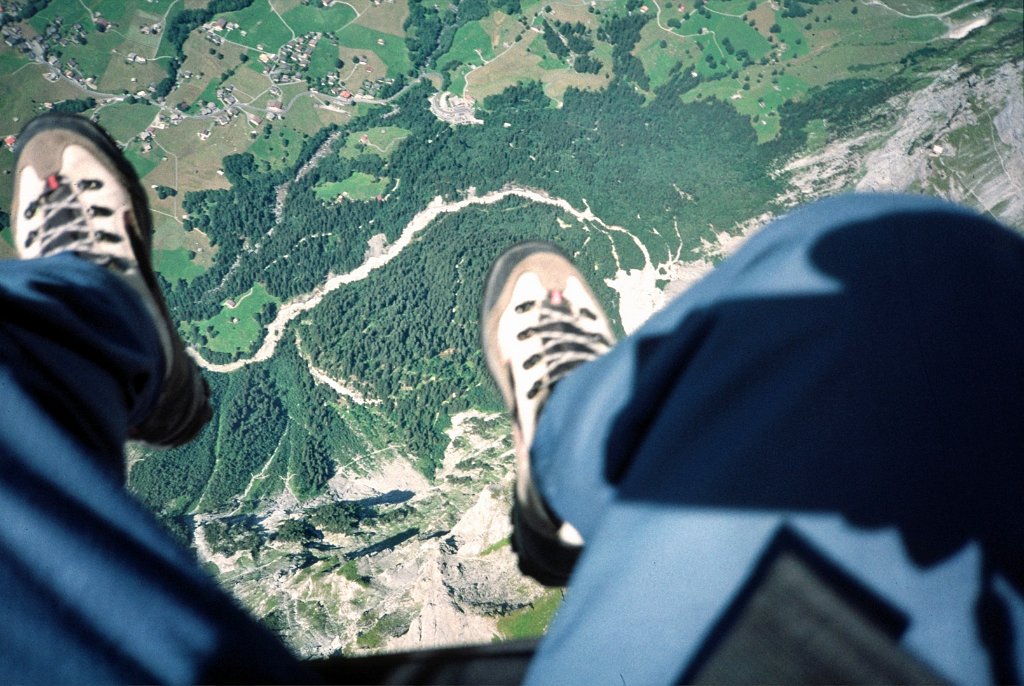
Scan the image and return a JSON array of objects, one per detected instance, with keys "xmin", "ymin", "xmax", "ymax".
[
  {"xmin": 300, "ymin": 199, "xmax": 612, "ymax": 475},
  {"xmin": 133, "ymin": 37, "xmax": 913, "ymax": 516},
  {"xmin": 131, "ymin": 335, "xmax": 387, "ymax": 523},
  {"xmin": 165, "ymin": 71, "xmax": 788, "ymax": 328}
]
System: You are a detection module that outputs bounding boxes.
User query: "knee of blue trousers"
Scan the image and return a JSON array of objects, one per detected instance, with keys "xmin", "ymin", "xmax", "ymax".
[
  {"xmin": 528, "ymin": 193, "xmax": 1024, "ymax": 542},
  {"xmin": 0, "ymin": 254, "xmax": 165, "ymax": 466}
]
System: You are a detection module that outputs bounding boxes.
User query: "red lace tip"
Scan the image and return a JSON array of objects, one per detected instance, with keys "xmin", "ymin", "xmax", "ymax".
[
  {"xmin": 46, "ymin": 174, "xmax": 59, "ymax": 191},
  {"xmin": 550, "ymin": 289, "xmax": 563, "ymax": 305}
]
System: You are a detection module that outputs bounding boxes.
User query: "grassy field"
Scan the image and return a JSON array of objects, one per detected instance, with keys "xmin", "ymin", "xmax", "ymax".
[
  {"xmin": 94, "ymin": 102, "xmax": 160, "ymax": 142},
  {"xmin": 655, "ymin": 0, "xmax": 953, "ymax": 142},
  {"xmin": 221, "ymin": 0, "xmax": 296, "ymax": 53},
  {"xmin": 248, "ymin": 124, "xmax": 308, "ymax": 170},
  {"xmin": 153, "ymin": 211, "xmax": 216, "ymax": 265},
  {"xmin": 177, "ymin": 32, "xmax": 250, "ymax": 104},
  {"xmin": 308, "ymin": 37, "xmax": 341, "ymax": 80},
  {"xmin": 448, "ymin": 67, "xmax": 470, "ymax": 97},
  {"xmin": 291, "ymin": 93, "xmax": 349, "ymax": 132},
  {"xmin": 546, "ymin": 1, "xmax": 600, "ymax": 26},
  {"xmin": 665, "ymin": 10, "xmax": 770, "ymax": 79},
  {"xmin": 528, "ymin": 34, "xmax": 566, "ymax": 71},
  {"xmin": 97, "ymin": 55, "xmax": 170, "ymax": 95},
  {"xmin": 155, "ymin": 247, "xmax": 207, "ymax": 283},
  {"xmin": 783, "ymin": 11, "xmax": 945, "ymax": 87},
  {"xmin": 0, "ymin": 59, "xmax": 82, "ymax": 132},
  {"xmin": 222, "ymin": 63, "xmax": 272, "ymax": 103},
  {"xmin": 481, "ymin": 12, "xmax": 526, "ymax": 50},
  {"xmin": 122, "ymin": 141, "xmax": 161, "ymax": 180},
  {"xmin": 439, "ymin": 22, "xmax": 496, "ymax": 72},
  {"xmin": 188, "ymin": 282, "xmax": 279, "ymax": 354},
  {"xmin": 0, "ymin": 230, "xmax": 15, "ymax": 260},
  {"xmin": 339, "ymin": 126, "xmax": 412, "ymax": 158},
  {"xmin": 496, "ymin": 589, "xmax": 563, "ymax": 640},
  {"xmin": 352, "ymin": 0, "xmax": 409, "ymax": 37},
  {"xmin": 314, "ymin": 172, "xmax": 391, "ymax": 201},
  {"xmin": 464, "ymin": 37, "xmax": 607, "ymax": 103},
  {"xmin": 336, "ymin": 24, "xmax": 413, "ymax": 76},
  {"xmin": 26, "ymin": 1, "xmax": 92, "ymax": 35},
  {"xmin": 439, "ymin": 10, "xmax": 534, "ymax": 93},
  {"xmin": 143, "ymin": 116, "xmax": 248, "ymax": 195},
  {"xmin": 120, "ymin": 6, "xmax": 167, "ymax": 54},
  {"xmin": 281, "ymin": 2, "xmax": 358, "ymax": 34},
  {"xmin": 175, "ymin": 47, "xmax": 224, "ymax": 106},
  {"xmin": 878, "ymin": 0, "xmax": 978, "ymax": 11},
  {"xmin": 336, "ymin": 46, "xmax": 388, "ymax": 89},
  {"xmin": 636, "ymin": 25, "xmax": 692, "ymax": 91}
]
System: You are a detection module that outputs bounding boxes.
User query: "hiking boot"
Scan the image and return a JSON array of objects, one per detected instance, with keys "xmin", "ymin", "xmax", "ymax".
[
  {"xmin": 482, "ymin": 241, "xmax": 616, "ymax": 585},
  {"xmin": 12, "ymin": 113, "xmax": 211, "ymax": 448}
]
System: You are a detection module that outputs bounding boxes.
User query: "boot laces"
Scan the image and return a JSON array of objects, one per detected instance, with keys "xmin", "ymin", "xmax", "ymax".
[
  {"xmin": 22, "ymin": 174, "xmax": 128, "ymax": 268},
  {"xmin": 517, "ymin": 291, "xmax": 611, "ymax": 401}
]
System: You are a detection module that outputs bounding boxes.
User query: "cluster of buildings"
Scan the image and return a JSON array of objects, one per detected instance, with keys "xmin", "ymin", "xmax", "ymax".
[
  {"xmin": 1, "ymin": 23, "xmax": 30, "ymax": 50},
  {"xmin": 208, "ymin": 17, "xmax": 238, "ymax": 34},
  {"xmin": 202, "ymin": 20, "xmax": 326, "ymax": 88},
  {"xmin": 1, "ymin": 11, "xmax": 168, "ymax": 97},
  {"xmin": 193, "ymin": 84, "xmax": 285, "ymax": 139},
  {"xmin": 2, "ymin": 4, "xmax": 401, "ymax": 155},
  {"xmin": 1, "ymin": 14, "xmax": 106, "ymax": 89},
  {"xmin": 200, "ymin": 20, "xmax": 393, "ymax": 100},
  {"xmin": 429, "ymin": 92, "xmax": 483, "ymax": 126},
  {"xmin": 267, "ymin": 31, "xmax": 323, "ymax": 82},
  {"xmin": 308, "ymin": 57, "xmax": 396, "ymax": 100},
  {"xmin": 136, "ymin": 105, "xmax": 247, "ymax": 148},
  {"xmin": 4, "ymin": 11, "xmax": 109, "ymax": 54}
]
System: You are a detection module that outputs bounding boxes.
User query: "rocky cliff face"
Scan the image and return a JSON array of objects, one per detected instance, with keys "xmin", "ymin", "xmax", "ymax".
[
  {"xmin": 782, "ymin": 61, "xmax": 1024, "ymax": 229},
  {"xmin": 193, "ymin": 411, "xmax": 547, "ymax": 658}
]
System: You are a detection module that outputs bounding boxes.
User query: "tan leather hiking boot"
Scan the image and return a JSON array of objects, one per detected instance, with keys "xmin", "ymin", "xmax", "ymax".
[{"xmin": 12, "ymin": 113, "xmax": 211, "ymax": 448}]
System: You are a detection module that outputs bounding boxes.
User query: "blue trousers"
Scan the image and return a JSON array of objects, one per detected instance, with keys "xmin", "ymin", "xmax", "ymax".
[
  {"xmin": 0, "ymin": 254, "xmax": 303, "ymax": 682},
  {"xmin": 530, "ymin": 194, "xmax": 1024, "ymax": 683},
  {"xmin": 1, "ymin": 195, "xmax": 1021, "ymax": 682}
]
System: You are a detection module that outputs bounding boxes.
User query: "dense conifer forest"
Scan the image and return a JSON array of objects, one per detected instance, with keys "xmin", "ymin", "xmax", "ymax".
[{"xmin": 135, "ymin": 62, "xmax": 909, "ymax": 520}]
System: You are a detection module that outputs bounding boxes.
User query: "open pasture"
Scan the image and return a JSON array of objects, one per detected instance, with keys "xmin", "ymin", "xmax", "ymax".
[
  {"xmin": 94, "ymin": 101, "xmax": 161, "ymax": 142},
  {"xmin": 281, "ymin": 1, "xmax": 358, "ymax": 34},
  {"xmin": 314, "ymin": 172, "xmax": 391, "ymax": 201},
  {"xmin": 220, "ymin": 0, "xmax": 296, "ymax": 53},
  {"xmin": 339, "ymin": 126, "xmax": 411, "ymax": 158},
  {"xmin": 187, "ymin": 282, "xmax": 279, "ymax": 355},
  {"xmin": 352, "ymin": 0, "xmax": 409, "ymax": 37},
  {"xmin": 336, "ymin": 23, "xmax": 412, "ymax": 76}
]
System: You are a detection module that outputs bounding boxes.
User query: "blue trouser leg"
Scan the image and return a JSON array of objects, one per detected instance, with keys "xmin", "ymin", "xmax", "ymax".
[
  {"xmin": 0, "ymin": 254, "xmax": 163, "ymax": 467},
  {"xmin": 0, "ymin": 255, "xmax": 303, "ymax": 683},
  {"xmin": 528, "ymin": 194, "xmax": 1024, "ymax": 684}
]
